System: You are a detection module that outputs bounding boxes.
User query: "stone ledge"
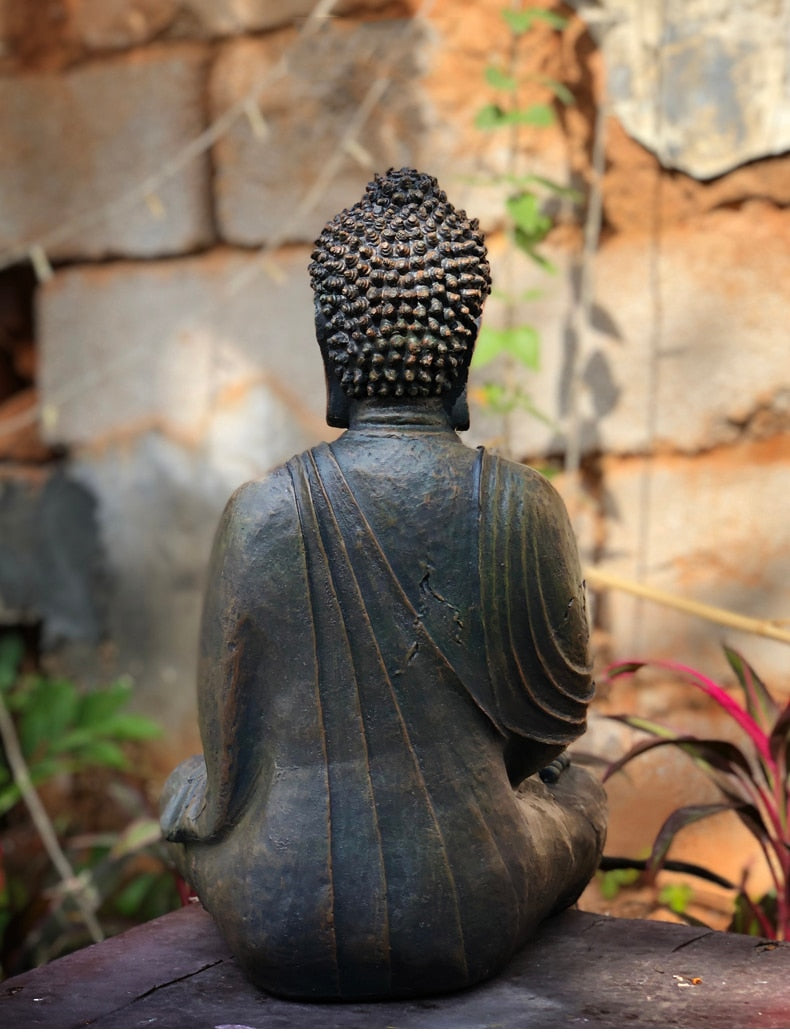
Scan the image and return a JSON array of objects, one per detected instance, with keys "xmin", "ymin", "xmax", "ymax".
[{"xmin": 1, "ymin": 903, "xmax": 787, "ymax": 1028}]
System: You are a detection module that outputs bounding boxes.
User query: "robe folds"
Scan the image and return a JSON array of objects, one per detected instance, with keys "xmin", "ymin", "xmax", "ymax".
[{"xmin": 161, "ymin": 430, "xmax": 600, "ymax": 1000}]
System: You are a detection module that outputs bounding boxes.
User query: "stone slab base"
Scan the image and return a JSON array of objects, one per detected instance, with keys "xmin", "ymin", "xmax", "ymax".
[{"xmin": 1, "ymin": 904, "xmax": 788, "ymax": 1028}]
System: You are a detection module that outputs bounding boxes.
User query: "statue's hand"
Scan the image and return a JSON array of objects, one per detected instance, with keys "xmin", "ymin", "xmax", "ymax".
[{"xmin": 159, "ymin": 754, "xmax": 209, "ymax": 842}]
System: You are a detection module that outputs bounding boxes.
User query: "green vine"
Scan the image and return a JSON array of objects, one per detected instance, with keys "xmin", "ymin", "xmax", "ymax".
[{"xmin": 471, "ymin": 5, "xmax": 578, "ymax": 436}]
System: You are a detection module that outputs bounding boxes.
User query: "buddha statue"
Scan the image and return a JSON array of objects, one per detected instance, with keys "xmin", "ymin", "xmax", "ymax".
[{"xmin": 160, "ymin": 168, "xmax": 607, "ymax": 1002}]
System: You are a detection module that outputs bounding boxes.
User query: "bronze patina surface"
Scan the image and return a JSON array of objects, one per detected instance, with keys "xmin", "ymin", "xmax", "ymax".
[{"xmin": 160, "ymin": 169, "xmax": 607, "ymax": 1001}]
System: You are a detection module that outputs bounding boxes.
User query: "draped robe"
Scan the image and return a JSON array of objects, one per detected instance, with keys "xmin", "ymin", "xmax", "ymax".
[{"xmin": 161, "ymin": 415, "xmax": 602, "ymax": 1000}]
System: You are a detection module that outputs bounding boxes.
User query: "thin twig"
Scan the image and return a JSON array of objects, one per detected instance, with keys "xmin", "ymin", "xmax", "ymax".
[
  {"xmin": 563, "ymin": 92, "xmax": 608, "ymax": 506},
  {"xmin": 0, "ymin": 691, "xmax": 104, "ymax": 943},
  {"xmin": 0, "ymin": 3, "xmax": 431, "ymax": 445},
  {"xmin": 0, "ymin": 0, "xmax": 342, "ymax": 273},
  {"xmin": 585, "ymin": 566, "xmax": 790, "ymax": 646}
]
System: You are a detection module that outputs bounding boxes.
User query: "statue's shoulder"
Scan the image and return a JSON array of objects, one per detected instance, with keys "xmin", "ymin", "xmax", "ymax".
[
  {"xmin": 225, "ymin": 464, "xmax": 295, "ymax": 518},
  {"xmin": 482, "ymin": 451, "xmax": 568, "ymax": 517},
  {"xmin": 214, "ymin": 462, "xmax": 301, "ymax": 561}
]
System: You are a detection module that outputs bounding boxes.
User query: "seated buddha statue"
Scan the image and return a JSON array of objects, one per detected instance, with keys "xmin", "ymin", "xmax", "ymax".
[{"xmin": 160, "ymin": 168, "xmax": 607, "ymax": 1002}]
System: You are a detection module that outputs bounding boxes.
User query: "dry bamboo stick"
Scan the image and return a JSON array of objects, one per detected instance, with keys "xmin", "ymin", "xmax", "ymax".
[{"xmin": 584, "ymin": 566, "xmax": 790, "ymax": 646}]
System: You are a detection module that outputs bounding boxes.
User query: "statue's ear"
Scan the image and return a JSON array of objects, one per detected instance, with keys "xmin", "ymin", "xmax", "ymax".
[
  {"xmin": 443, "ymin": 368, "xmax": 470, "ymax": 431},
  {"xmin": 326, "ymin": 373, "xmax": 351, "ymax": 429},
  {"xmin": 444, "ymin": 324, "xmax": 478, "ymax": 431},
  {"xmin": 315, "ymin": 306, "xmax": 350, "ymax": 429}
]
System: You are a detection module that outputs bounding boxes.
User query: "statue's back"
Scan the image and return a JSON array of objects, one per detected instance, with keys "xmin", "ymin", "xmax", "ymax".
[{"xmin": 161, "ymin": 168, "xmax": 606, "ymax": 1003}]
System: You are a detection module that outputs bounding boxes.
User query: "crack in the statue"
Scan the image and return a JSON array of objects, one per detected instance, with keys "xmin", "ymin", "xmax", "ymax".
[
  {"xmin": 419, "ymin": 567, "xmax": 464, "ymax": 643},
  {"xmin": 557, "ymin": 597, "xmax": 575, "ymax": 630}
]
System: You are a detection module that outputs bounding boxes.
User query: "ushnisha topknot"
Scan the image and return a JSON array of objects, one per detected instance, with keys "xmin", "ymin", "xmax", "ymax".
[{"xmin": 309, "ymin": 168, "xmax": 492, "ymax": 400}]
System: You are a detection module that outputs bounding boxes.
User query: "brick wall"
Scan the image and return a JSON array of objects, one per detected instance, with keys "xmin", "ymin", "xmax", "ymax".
[{"xmin": 0, "ymin": 0, "xmax": 788, "ymax": 747}]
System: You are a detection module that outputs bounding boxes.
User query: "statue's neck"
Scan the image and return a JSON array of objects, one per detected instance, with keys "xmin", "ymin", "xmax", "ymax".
[{"xmin": 347, "ymin": 398, "xmax": 455, "ymax": 433}]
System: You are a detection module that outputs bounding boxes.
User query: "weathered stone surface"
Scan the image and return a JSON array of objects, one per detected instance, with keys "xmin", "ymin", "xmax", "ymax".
[
  {"xmin": 37, "ymin": 246, "xmax": 337, "ymax": 729},
  {"xmin": 210, "ymin": 24, "xmax": 432, "ymax": 245},
  {"xmin": 65, "ymin": 0, "xmax": 396, "ymax": 49},
  {"xmin": 598, "ymin": 438, "xmax": 790, "ymax": 691},
  {"xmin": 474, "ymin": 206, "xmax": 790, "ymax": 459},
  {"xmin": 0, "ymin": 390, "xmax": 55, "ymax": 463},
  {"xmin": 38, "ymin": 248, "xmax": 324, "ymax": 445},
  {"xmin": 591, "ymin": 205, "xmax": 790, "ymax": 454},
  {"xmin": 602, "ymin": 119, "xmax": 790, "ymax": 235},
  {"xmin": 69, "ymin": 403, "xmax": 321, "ymax": 729},
  {"xmin": 68, "ymin": 0, "xmax": 179, "ymax": 49},
  {"xmin": 573, "ymin": 0, "xmax": 790, "ymax": 178},
  {"xmin": 0, "ymin": 467, "xmax": 105, "ymax": 646},
  {"xmin": 0, "ymin": 45, "xmax": 213, "ymax": 260}
]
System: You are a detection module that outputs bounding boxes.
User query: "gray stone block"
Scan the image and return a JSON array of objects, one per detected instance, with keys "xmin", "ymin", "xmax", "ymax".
[
  {"xmin": 0, "ymin": 45, "xmax": 213, "ymax": 261},
  {"xmin": 599, "ymin": 443, "xmax": 790, "ymax": 690},
  {"xmin": 0, "ymin": 469, "xmax": 105, "ymax": 647},
  {"xmin": 66, "ymin": 0, "xmax": 395, "ymax": 49},
  {"xmin": 577, "ymin": 0, "xmax": 790, "ymax": 178},
  {"xmin": 472, "ymin": 208, "xmax": 790, "ymax": 458},
  {"xmin": 37, "ymin": 244, "xmax": 342, "ymax": 731},
  {"xmin": 210, "ymin": 23, "xmax": 432, "ymax": 245},
  {"xmin": 69, "ymin": 404, "xmax": 321, "ymax": 730},
  {"xmin": 38, "ymin": 247, "xmax": 325, "ymax": 446}
]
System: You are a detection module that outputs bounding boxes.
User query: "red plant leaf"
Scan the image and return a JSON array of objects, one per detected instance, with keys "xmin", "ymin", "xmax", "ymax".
[
  {"xmin": 724, "ymin": 645, "xmax": 779, "ymax": 731},
  {"xmin": 768, "ymin": 700, "xmax": 790, "ymax": 770},
  {"xmin": 606, "ymin": 658, "xmax": 775, "ymax": 769},
  {"xmin": 730, "ymin": 800, "xmax": 774, "ymax": 847},
  {"xmin": 647, "ymin": 803, "xmax": 735, "ymax": 875},
  {"xmin": 603, "ymin": 724, "xmax": 758, "ymax": 795},
  {"xmin": 607, "ymin": 661, "xmax": 646, "ymax": 679}
]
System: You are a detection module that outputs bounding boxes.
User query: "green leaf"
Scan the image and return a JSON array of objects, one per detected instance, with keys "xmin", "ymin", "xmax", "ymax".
[
  {"xmin": 505, "ymin": 325, "xmax": 541, "ymax": 368},
  {"xmin": 501, "ymin": 7, "xmax": 567, "ymax": 35},
  {"xmin": 474, "ymin": 102, "xmax": 556, "ymax": 131},
  {"xmin": 73, "ymin": 740, "xmax": 128, "ymax": 770},
  {"xmin": 110, "ymin": 818, "xmax": 163, "ymax": 860},
  {"xmin": 506, "ymin": 192, "xmax": 545, "ymax": 233},
  {"xmin": 472, "ymin": 326, "xmax": 506, "ymax": 368},
  {"xmin": 0, "ymin": 636, "xmax": 23, "ymax": 693},
  {"xmin": 76, "ymin": 684, "xmax": 132, "ymax": 729},
  {"xmin": 598, "ymin": 866, "xmax": 640, "ymax": 900},
  {"xmin": 512, "ymin": 233, "xmax": 556, "ymax": 272},
  {"xmin": 484, "ymin": 66, "xmax": 518, "ymax": 92},
  {"xmin": 475, "ymin": 103, "xmax": 508, "ymax": 130},
  {"xmin": 472, "ymin": 325, "xmax": 540, "ymax": 371},
  {"xmin": 18, "ymin": 679, "xmax": 78, "ymax": 759},
  {"xmin": 477, "ymin": 382, "xmax": 518, "ymax": 415},
  {"xmin": 0, "ymin": 783, "xmax": 22, "ymax": 816},
  {"xmin": 26, "ymin": 757, "xmax": 62, "ymax": 785},
  {"xmin": 113, "ymin": 872, "xmax": 159, "ymax": 918},
  {"xmin": 658, "ymin": 882, "xmax": 694, "ymax": 915},
  {"xmin": 525, "ymin": 173, "xmax": 582, "ymax": 199},
  {"xmin": 539, "ymin": 76, "xmax": 575, "ymax": 105},
  {"xmin": 99, "ymin": 713, "xmax": 162, "ymax": 741},
  {"xmin": 512, "ymin": 103, "xmax": 556, "ymax": 127}
]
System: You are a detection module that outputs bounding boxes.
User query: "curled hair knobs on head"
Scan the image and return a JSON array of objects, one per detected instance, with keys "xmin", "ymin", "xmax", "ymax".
[{"xmin": 309, "ymin": 168, "xmax": 491, "ymax": 400}]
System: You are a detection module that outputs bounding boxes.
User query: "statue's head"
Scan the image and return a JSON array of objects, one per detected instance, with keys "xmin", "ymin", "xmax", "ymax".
[{"xmin": 309, "ymin": 168, "xmax": 491, "ymax": 428}]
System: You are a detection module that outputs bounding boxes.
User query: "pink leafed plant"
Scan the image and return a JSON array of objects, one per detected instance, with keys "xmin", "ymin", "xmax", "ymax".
[{"xmin": 603, "ymin": 646, "xmax": 790, "ymax": 940}]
